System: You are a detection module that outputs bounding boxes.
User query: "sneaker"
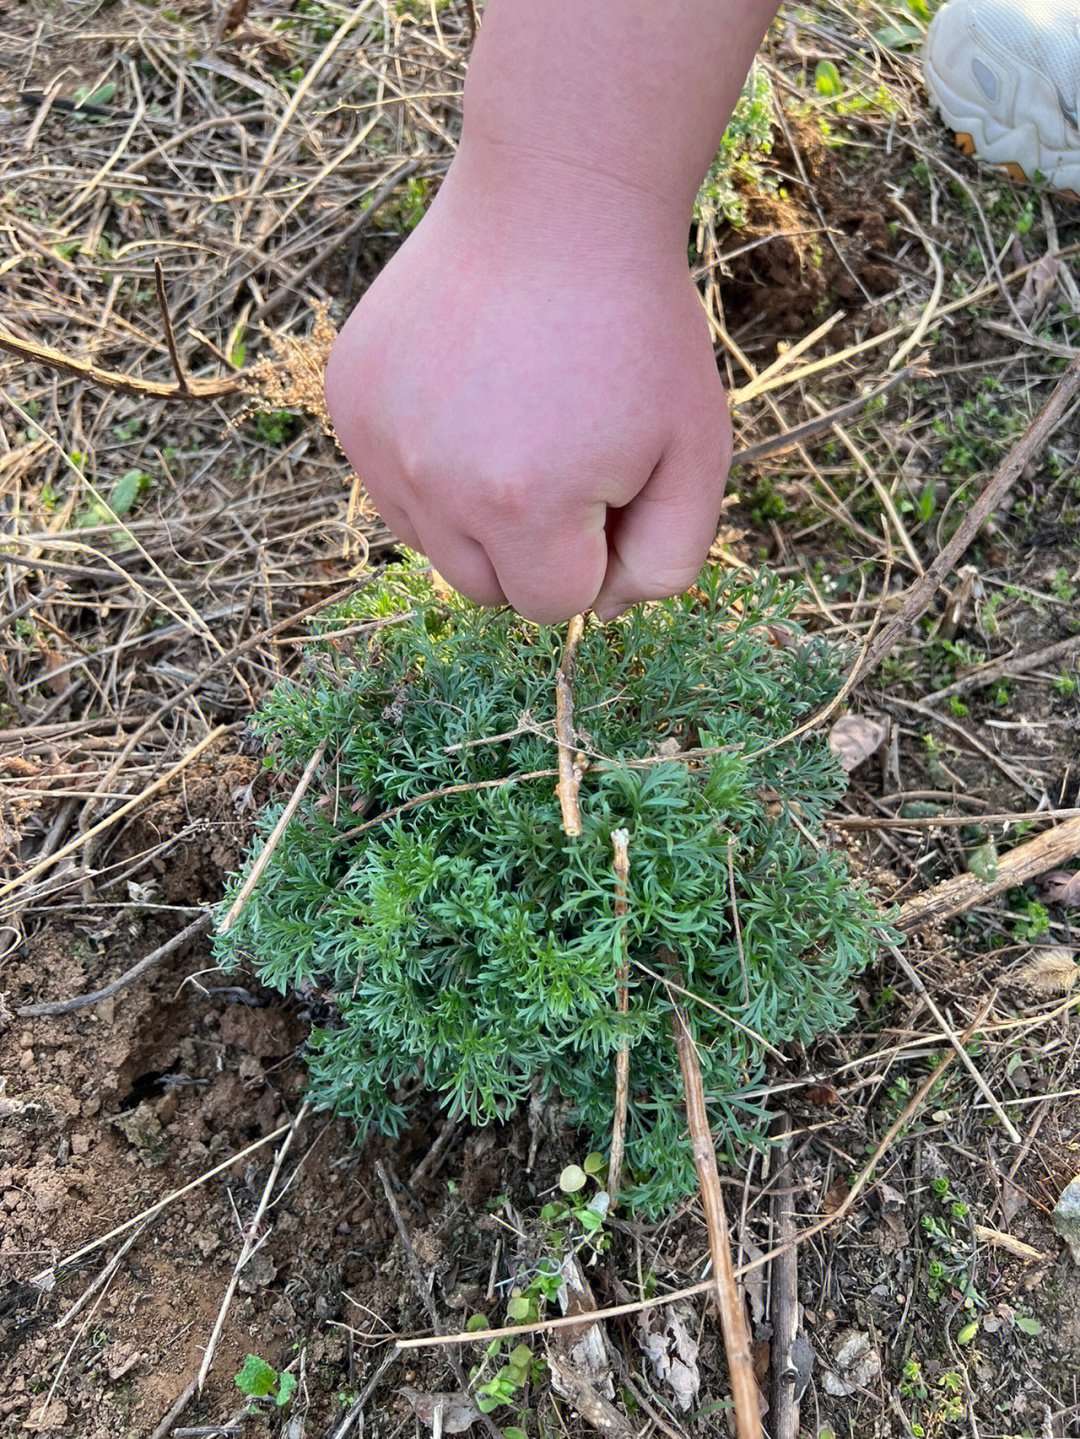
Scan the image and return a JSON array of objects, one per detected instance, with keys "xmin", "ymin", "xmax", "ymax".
[{"xmin": 922, "ymin": 0, "xmax": 1080, "ymax": 195}]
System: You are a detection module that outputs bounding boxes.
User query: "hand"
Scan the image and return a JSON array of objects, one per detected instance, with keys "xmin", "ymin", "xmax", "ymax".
[{"xmin": 324, "ymin": 163, "xmax": 731, "ymax": 624}]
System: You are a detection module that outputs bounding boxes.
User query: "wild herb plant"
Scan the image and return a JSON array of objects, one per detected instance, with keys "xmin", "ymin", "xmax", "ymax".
[{"xmin": 216, "ymin": 559, "xmax": 886, "ymax": 1211}]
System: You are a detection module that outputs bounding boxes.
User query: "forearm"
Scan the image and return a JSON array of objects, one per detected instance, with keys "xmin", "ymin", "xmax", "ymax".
[{"xmin": 444, "ymin": 0, "xmax": 781, "ymax": 243}]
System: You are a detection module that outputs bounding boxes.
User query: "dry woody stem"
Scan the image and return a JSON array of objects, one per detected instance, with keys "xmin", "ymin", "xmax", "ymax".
[
  {"xmin": 896, "ymin": 812, "xmax": 1080, "ymax": 932},
  {"xmin": 217, "ymin": 739, "xmax": 328, "ymax": 934},
  {"xmin": 667, "ymin": 989, "xmax": 761, "ymax": 1439},
  {"xmin": 0, "ymin": 325, "xmax": 246, "ymax": 402},
  {"xmin": 554, "ymin": 612, "xmax": 587, "ymax": 836},
  {"xmin": 851, "ymin": 355, "xmax": 1080, "ymax": 687},
  {"xmin": 197, "ymin": 1101, "xmax": 311, "ymax": 1391},
  {"xmin": 606, "ymin": 828, "xmax": 631, "ymax": 1205}
]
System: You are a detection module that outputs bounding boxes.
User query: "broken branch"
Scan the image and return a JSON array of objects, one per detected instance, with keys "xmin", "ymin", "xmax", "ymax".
[{"xmin": 555, "ymin": 613, "xmax": 586, "ymax": 836}]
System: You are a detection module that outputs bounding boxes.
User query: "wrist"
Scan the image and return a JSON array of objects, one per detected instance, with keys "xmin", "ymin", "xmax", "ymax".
[{"xmin": 434, "ymin": 134, "xmax": 691, "ymax": 271}]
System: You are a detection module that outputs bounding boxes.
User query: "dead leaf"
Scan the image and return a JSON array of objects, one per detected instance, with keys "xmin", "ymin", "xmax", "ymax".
[
  {"xmin": 399, "ymin": 1388, "xmax": 482, "ymax": 1434},
  {"xmin": 117, "ymin": 197, "xmax": 143, "ymax": 239},
  {"xmin": 34, "ymin": 641, "xmax": 69, "ymax": 696},
  {"xmin": 639, "ymin": 1304, "xmax": 701, "ymax": 1413},
  {"xmin": 1043, "ymin": 870, "xmax": 1080, "ymax": 907},
  {"xmin": 822, "ymin": 1330, "xmax": 881, "ymax": 1397},
  {"xmin": 1000, "ymin": 1179, "xmax": 1027, "ymax": 1226},
  {"xmin": 805, "ymin": 1083, "xmax": 840, "ymax": 1106},
  {"xmin": 1015, "ymin": 947, "xmax": 1078, "ymax": 995},
  {"xmin": 877, "ymin": 1182, "xmax": 905, "ymax": 1211},
  {"xmin": 764, "ymin": 622, "xmax": 798, "ymax": 648},
  {"xmin": 822, "ymin": 1180, "xmax": 849, "ymax": 1215},
  {"xmin": 827, "ymin": 714, "xmax": 886, "ymax": 773},
  {"xmin": 1017, "ymin": 253, "xmax": 1062, "ymax": 320}
]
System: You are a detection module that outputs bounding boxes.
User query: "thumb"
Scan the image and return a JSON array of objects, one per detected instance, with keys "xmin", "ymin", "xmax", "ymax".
[{"xmin": 592, "ymin": 412, "xmax": 731, "ymax": 622}]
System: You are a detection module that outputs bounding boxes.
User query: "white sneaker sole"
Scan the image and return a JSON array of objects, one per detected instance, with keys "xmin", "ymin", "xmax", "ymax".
[{"xmin": 923, "ymin": 8, "xmax": 1080, "ymax": 196}]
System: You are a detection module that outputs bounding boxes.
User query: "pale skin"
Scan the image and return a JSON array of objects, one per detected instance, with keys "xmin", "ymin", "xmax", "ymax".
[{"xmin": 324, "ymin": 0, "xmax": 782, "ymax": 623}]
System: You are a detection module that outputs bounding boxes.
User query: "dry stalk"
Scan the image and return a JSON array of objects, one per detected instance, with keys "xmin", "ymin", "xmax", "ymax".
[
  {"xmin": 153, "ymin": 259, "xmax": 190, "ymax": 394},
  {"xmin": 0, "ymin": 725, "xmax": 227, "ymax": 910},
  {"xmin": 730, "ymin": 361, "xmax": 926, "ymax": 467},
  {"xmin": 667, "ymin": 974, "xmax": 761, "ymax": 1439},
  {"xmin": 896, "ymin": 813, "xmax": 1080, "ymax": 932},
  {"xmin": 30, "ymin": 1121, "xmax": 295, "ymax": 1290},
  {"xmin": 927, "ymin": 632, "xmax": 1080, "ymax": 704},
  {"xmin": 0, "ymin": 325, "xmax": 246, "ymax": 402},
  {"xmin": 375, "ymin": 1162, "xmax": 503, "ymax": 1439},
  {"xmin": 197, "ymin": 1101, "xmax": 311, "ymax": 1391},
  {"xmin": 769, "ymin": 1116, "xmax": 801, "ymax": 1439},
  {"xmin": 555, "ymin": 613, "xmax": 587, "ymax": 836},
  {"xmin": 606, "ymin": 828, "xmax": 631, "ymax": 1205},
  {"xmin": 884, "ymin": 942, "xmax": 1020, "ymax": 1142},
  {"xmin": 218, "ymin": 740, "xmax": 328, "ymax": 934},
  {"xmin": 851, "ymin": 356, "xmax": 1080, "ymax": 687},
  {"xmin": 16, "ymin": 912, "xmax": 211, "ymax": 1018}
]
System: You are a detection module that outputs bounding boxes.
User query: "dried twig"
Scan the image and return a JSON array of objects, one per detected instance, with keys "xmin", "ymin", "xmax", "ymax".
[
  {"xmin": 0, "ymin": 725, "xmax": 228, "ymax": 909},
  {"xmin": 30, "ymin": 1122, "xmax": 295, "ymax": 1289},
  {"xmin": 16, "ymin": 912, "xmax": 211, "ymax": 1017},
  {"xmin": 197, "ymin": 1102, "xmax": 311, "ymax": 1391},
  {"xmin": 926, "ymin": 632, "xmax": 1080, "ymax": 704},
  {"xmin": 375, "ymin": 1162, "xmax": 503, "ymax": 1439},
  {"xmin": 730, "ymin": 361, "xmax": 926, "ymax": 467},
  {"xmin": 769, "ymin": 1116, "xmax": 801, "ymax": 1439},
  {"xmin": 607, "ymin": 828, "xmax": 631, "ymax": 1205},
  {"xmin": 883, "ymin": 942, "xmax": 1020, "ymax": 1142},
  {"xmin": 217, "ymin": 740, "xmax": 327, "ymax": 934},
  {"xmin": 0, "ymin": 325, "xmax": 246, "ymax": 402},
  {"xmin": 147, "ymin": 1380, "xmax": 196, "ymax": 1439},
  {"xmin": 555, "ymin": 613, "xmax": 587, "ymax": 836},
  {"xmin": 851, "ymin": 357, "xmax": 1080, "ymax": 688},
  {"xmin": 153, "ymin": 259, "xmax": 190, "ymax": 394},
  {"xmin": 971, "ymin": 1225, "xmax": 1046, "ymax": 1263},
  {"xmin": 667, "ymin": 970, "xmax": 761, "ymax": 1439},
  {"xmin": 896, "ymin": 814, "xmax": 1080, "ymax": 931}
]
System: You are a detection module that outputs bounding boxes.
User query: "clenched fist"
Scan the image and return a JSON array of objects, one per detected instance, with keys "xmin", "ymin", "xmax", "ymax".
[{"xmin": 325, "ymin": 0, "xmax": 777, "ymax": 622}]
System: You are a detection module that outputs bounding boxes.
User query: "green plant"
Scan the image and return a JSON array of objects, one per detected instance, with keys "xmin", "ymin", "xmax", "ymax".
[
  {"xmin": 234, "ymin": 1354, "xmax": 296, "ymax": 1409},
  {"xmin": 1010, "ymin": 891, "xmax": 1050, "ymax": 942},
  {"xmin": 694, "ymin": 65, "xmax": 777, "ymax": 227},
  {"xmin": 252, "ymin": 408, "xmax": 302, "ymax": 446},
  {"xmin": 920, "ymin": 1180, "xmax": 985, "ymax": 1310},
  {"xmin": 216, "ymin": 560, "xmax": 887, "ymax": 1212}
]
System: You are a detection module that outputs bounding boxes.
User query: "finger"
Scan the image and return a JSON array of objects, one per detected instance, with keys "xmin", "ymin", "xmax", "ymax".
[
  {"xmin": 411, "ymin": 519, "xmax": 508, "ymax": 609},
  {"xmin": 481, "ymin": 502, "xmax": 608, "ymax": 625},
  {"xmin": 592, "ymin": 415, "xmax": 731, "ymax": 622},
  {"xmin": 375, "ymin": 498, "xmax": 424, "ymax": 554}
]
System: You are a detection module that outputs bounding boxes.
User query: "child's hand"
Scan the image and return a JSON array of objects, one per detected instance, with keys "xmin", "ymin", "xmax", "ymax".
[{"xmin": 325, "ymin": 167, "xmax": 731, "ymax": 624}]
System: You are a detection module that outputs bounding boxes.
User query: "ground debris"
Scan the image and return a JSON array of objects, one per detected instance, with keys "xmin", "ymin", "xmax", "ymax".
[
  {"xmin": 821, "ymin": 1330, "xmax": 881, "ymax": 1397},
  {"xmin": 1015, "ymin": 946, "xmax": 1078, "ymax": 995},
  {"xmin": 400, "ymin": 1387, "xmax": 483, "ymax": 1434},
  {"xmin": 638, "ymin": 1303, "xmax": 701, "ymax": 1413},
  {"xmin": 827, "ymin": 714, "xmax": 887, "ymax": 773}
]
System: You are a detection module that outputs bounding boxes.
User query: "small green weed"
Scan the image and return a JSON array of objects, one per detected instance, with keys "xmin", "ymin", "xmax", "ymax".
[
  {"xmin": 234, "ymin": 1354, "xmax": 297, "ymax": 1410},
  {"xmin": 252, "ymin": 408, "xmax": 303, "ymax": 446},
  {"xmin": 920, "ymin": 1176, "xmax": 985, "ymax": 1311}
]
